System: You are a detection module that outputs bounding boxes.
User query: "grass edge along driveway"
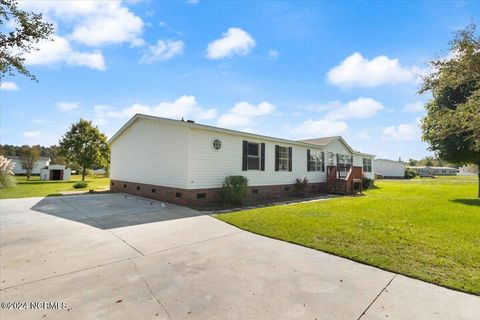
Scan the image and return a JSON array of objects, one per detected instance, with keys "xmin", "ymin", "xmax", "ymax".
[
  {"xmin": 0, "ymin": 176, "xmax": 110, "ymax": 199},
  {"xmin": 215, "ymin": 177, "xmax": 480, "ymax": 295}
]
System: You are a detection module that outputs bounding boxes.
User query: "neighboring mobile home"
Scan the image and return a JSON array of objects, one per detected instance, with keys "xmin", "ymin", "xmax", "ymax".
[
  {"xmin": 109, "ymin": 114, "xmax": 375, "ymax": 206},
  {"xmin": 406, "ymin": 166, "xmax": 458, "ymax": 177},
  {"xmin": 374, "ymin": 159, "xmax": 405, "ymax": 178},
  {"xmin": 7, "ymin": 156, "xmax": 51, "ymax": 175}
]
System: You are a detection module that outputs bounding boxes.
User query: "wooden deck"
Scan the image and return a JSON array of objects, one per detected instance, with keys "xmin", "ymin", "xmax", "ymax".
[{"xmin": 327, "ymin": 166, "xmax": 363, "ymax": 195}]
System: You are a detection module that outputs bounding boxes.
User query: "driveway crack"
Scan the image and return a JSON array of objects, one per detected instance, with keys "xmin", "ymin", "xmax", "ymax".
[
  {"xmin": 129, "ymin": 259, "xmax": 172, "ymax": 320},
  {"xmin": 357, "ymin": 274, "xmax": 397, "ymax": 320}
]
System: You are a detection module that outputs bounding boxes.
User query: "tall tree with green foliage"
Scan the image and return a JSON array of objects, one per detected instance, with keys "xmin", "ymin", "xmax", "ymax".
[
  {"xmin": 59, "ymin": 119, "xmax": 110, "ymax": 181},
  {"xmin": 20, "ymin": 145, "xmax": 40, "ymax": 180},
  {"xmin": 420, "ymin": 23, "xmax": 480, "ymax": 197},
  {"xmin": 0, "ymin": 0, "xmax": 54, "ymax": 81}
]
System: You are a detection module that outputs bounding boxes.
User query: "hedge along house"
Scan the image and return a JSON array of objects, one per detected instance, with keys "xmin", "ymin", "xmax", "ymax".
[{"xmin": 109, "ymin": 114, "xmax": 375, "ymax": 206}]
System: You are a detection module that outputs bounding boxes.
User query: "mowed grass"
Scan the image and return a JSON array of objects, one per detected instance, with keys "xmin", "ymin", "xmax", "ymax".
[
  {"xmin": 0, "ymin": 175, "xmax": 110, "ymax": 199},
  {"xmin": 215, "ymin": 176, "xmax": 480, "ymax": 295}
]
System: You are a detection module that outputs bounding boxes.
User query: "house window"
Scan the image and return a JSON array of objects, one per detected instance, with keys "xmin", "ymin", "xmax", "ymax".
[
  {"xmin": 196, "ymin": 193, "xmax": 206, "ymax": 199},
  {"xmin": 308, "ymin": 150, "xmax": 325, "ymax": 172},
  {"xmin": 247, "ymin": 142, "xmax": 260, "ymax": 170},
  {"xmin": 242, "ymin": 141, "xmax": 265, "ymax": 171},
  {"xmin": 212, "ymin": 139, "xmax": 222, "ymax": 150},
  {"xmin": 363, "ymin": 158, "xmax": 372, "ymax": 172},
  {"xmin": 327, "ymin": 152, "xmax": 335, "ymax": 166},
  {"xmin": 277, "ymin": 146, "xmax": 289, "ymax": 171},
  {"xmin": 337, "ymin": 154, "xmax": 352, "ymax": 166}
]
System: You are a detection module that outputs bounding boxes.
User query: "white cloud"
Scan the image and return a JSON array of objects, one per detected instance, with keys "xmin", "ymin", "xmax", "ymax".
[
  {"xmin": 140, "ymin": 40, "xmax": 184, "ymax": 63},
  {"xmin": 20, "ymin": 1, "xmax": 144, "ymax": 47},
  {"xmin": 206, "ymin": 28, "xmax": 255, "ymax": 59},
  {"xmin": 402, "ymin": 101, "xmax": 425, "ymax": 113},
  {"xmin": 268, "ymin": 49, "xmax": 279, "ymax": 60},
  {"xmin": 217, "ymin": 101, "xmax": 275, "ymax": 128},
  {"xmin": 290, "ymin": 119, "xmax": 348, "ymax": 137},
  {"xmin": 69, "ymin": 2, "xmax": 144, "ymax": 47},
  {"xmin": 57, "ymin": 102, "xmax": 80, "ymax": 112},
  {"xmin": 327, "ymin": 52, "xmax": 418, "ymax": 87},
  {"xmin": 382, "ymin": 123, "xmax": 419, "ymax": 141},
  {"xmin": 0, "ymin": 81, "xmax": 19, "ymax": 91},
  {"xmin": 23, "ymin": 131, "xmax": 41, "ymax": 138},
  {"xmin": 24, "ymin": 35, "xmax": 106, "ymax": 70},
  {"xmin": 93, "ymin": 95, "xmax": 217, "ymax": 125},
  {"xmin": 325, "ymin": 97, "xmax": 384, "ymax": 120}
]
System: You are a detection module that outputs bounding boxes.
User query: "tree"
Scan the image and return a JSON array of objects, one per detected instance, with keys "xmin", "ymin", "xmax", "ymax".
[
  {"xmin": 420, "ymin": 23, "xmax": 480, "ymax": 197},
  {"xmin": 46, "ymin": 145, "xmax": 66, "ymax": 165},
  {"xmin": 0, "ymin": 0, "xmax": 54, "ymax": 81},
  {"xmin": 59, "ymin": 119, "xmax": 110, "ymax": 181},
  {"xmin": 20, "ymin": 145, "xmax": 40, "ymax": 180},
  {"xmin": 407, "ymin": 158, "xmax": 418, "ymax": 166}
]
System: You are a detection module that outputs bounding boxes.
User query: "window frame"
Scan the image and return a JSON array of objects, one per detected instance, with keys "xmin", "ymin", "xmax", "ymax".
[
  {"xmin": 363, "ymin": 157, "xmax": 372, "ymax": 172},
  {"xmin": 247, "ymin": 142, "xmax": 260, "ymax": 170},
  {"xmin": 308, "ymin": 150, "xmax": 325, "ymax": 172},
  {"xmin": 277, "ymin": 146, "xmax": 289, "ymax": 171}
]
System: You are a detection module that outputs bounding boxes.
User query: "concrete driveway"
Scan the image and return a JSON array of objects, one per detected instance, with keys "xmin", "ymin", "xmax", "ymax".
[{"xmin": 0, "ymin": 194, "xmax": 478, "ymax": 320}]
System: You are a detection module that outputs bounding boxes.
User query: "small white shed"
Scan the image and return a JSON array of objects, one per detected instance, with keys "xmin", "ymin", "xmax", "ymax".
[
  {"xmin": 374, "ymin": 159, "xmax": 405, "ymax": 178},
  {"xmin": 40, "ymin": 165, "xmax": 72, "ymax": 181}
]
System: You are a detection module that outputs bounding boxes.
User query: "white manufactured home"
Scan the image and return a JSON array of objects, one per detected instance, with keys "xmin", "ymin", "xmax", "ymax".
[
  {"xmin": 374, "ymin": 159, "xmax": 405, "ymax": 178},
  {"xmin": 109, "ymin": 114, "xmax": 375, "ymax": 206},
  {"xmin": 406, "ymin": 166, "xmax": 457, "ymax": 177},
  {"xmin": 7, "ymin": 156, "xmax": 51, "ymax": 175}
]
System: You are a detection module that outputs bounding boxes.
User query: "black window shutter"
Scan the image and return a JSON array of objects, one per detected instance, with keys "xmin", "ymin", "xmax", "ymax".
[
  {"xmin": 242, "ymin": 140, "xmax": 248, "ymax": 171},
  {"xmin": 322, "ymin": 151, "xmax": 325, "ymax": 172},
  {"xmin": 261, "ymin": 143, "xmax": 265, "ymax": 171},
  {"xmin": 288, "ymin": 147, "xmax": 293, "ymax": 172},
  {"xmin": 275, "ymin": 145, "xmax": 279, "ymax": 171},
  {"xmin": 307, "ymin": 149, "xmax": 311, "ymax": 172}
]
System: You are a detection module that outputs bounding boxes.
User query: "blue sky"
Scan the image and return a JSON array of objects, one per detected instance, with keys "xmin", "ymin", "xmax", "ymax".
[{"xmin": 1, "ymin": 0, "xmax": 478, "ymax": 160}]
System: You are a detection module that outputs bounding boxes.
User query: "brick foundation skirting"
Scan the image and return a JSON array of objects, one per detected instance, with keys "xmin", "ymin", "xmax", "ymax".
[{"xmin": 110, "ymin": 179, "xmax": 328, "ymax": 207}]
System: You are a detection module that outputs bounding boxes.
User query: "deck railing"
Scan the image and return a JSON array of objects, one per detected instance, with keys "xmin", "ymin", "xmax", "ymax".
[
  {"xmin": 327, "ymin": 166, "xmax": 337, "ymax": 191},
  {"xmin": 328, "ymin": 165, "xmax": 363, "ymax": 195}
]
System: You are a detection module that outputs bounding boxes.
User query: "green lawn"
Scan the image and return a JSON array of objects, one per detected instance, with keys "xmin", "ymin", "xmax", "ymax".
[
  {"xmin": 215, "ymin": 176, "xmax": 480, "ymax": 295},
  {"xmin": 0, "ymin": 175, "xmax": 110, "ymax": 199}
]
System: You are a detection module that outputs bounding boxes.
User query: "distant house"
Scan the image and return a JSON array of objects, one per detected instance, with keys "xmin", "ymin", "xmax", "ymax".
[
  {"xmin": 109, "ymin": 114, "xmax": 375, "ymax": 206},
  {"xmin": 374, "ymin": 159, "xmax": 405, "ymax": 178},
  {"xmin": 7, "ymin": 156, "xmax": 51, "ymax": 175},
  {"xmin": 40, "ymin": 165, "xmax": 72, "ymax": 181},
  {"xmin": 406, "ymin": 166, "xmax": 457, "ymax": 177}
]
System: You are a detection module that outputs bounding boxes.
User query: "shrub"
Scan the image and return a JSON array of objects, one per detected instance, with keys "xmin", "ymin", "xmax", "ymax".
[
  {"xmin": 362, "ymin": 177, "xmax": 374, "ymax": 189},
  {"xmin": 219, "ymin": 175, "xmax": 248, "ymax": 205},
  {"xmin": 0, "ymin": 172, "xmax": 15, "ymax": 189},
  {"xmin": 73, "ymin": 181, "xmax": 88, "ymax": 189},
  {"xmin": 294, "ymin": 177, "xmax": 308, "ymax": 196},
  {"xmin": 0, "ymin": 156, "xmax": 15, "ymax": 189},
  {"xmin": 404, "ymin": 168, "xmax": 417, "ymax": 179}
]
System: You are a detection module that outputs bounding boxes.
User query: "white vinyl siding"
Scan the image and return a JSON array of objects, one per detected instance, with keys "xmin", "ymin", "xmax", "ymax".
[
  {"xmin": 374, "ymin": 159, "xmax": 404, "ymax": 178},
  {"xmin": 188, "ymin": 128, "xmax": 326, "ymax": 189},
  {"xmin": 110, "ymin": 118, "xmax": 189, "ymax": 188}
]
